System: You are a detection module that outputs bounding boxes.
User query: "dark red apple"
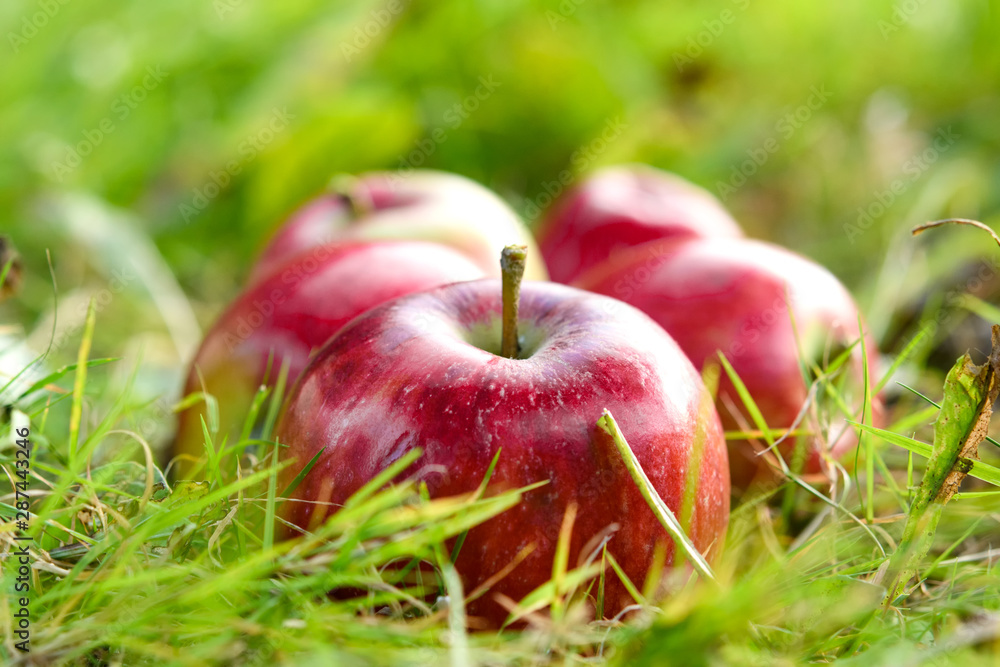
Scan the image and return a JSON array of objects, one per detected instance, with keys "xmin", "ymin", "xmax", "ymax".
[
  {"xmin": 536, "ymin": 164, "xmax": 743, "ymax": 284},
  {"xmin": 174, "ymin": 241, "xmax": 485, "ymax": 476},
  {"xmin": 275, "ymin": 257, "xmax": 730, "ymax": 627},
  {"xmin": 250, "ymin": 170, "xmax": 548, "ymax": 283},
  {"xmin": 575, "ymin": 237, "xmax": 882, "ymax": 490}
]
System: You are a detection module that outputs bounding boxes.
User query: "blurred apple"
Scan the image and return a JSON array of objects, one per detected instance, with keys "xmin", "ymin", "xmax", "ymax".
[
  {"xmin": 174, "ymin": 241, "xmax": 485, "ymax": 477},
  {"xmin": 536, "ymin": 165, "xmax": 743, "ymax": 284},
  {"xmin": 575, "ymin": 237, "xmax": 881, "ymax": 489},
  {"xmin": 250, "ymin": 170, "xmax": 548, "ymax": 283}
]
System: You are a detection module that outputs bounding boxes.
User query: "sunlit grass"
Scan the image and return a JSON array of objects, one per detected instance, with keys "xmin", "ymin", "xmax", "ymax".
[
  {"xmin": 3, "ymin": 0, "xmax": 1000, "ymax": 663},
  {"xmin": 2, "ymin": 274, "xmax": 999, "ymax": 665}
]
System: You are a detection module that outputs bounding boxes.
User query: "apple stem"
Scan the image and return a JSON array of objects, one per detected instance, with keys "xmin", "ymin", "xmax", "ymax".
[
  {"xmin": 500, "ymin": 245, "xmax": 528, "ymax": 359},
  {"xmin": 327, "ymin": 173, "xmax": 374, "ymax": 218}
]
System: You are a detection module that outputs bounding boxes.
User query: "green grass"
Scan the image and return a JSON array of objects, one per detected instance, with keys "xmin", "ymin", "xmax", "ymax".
[
  {"xmin": 3, "ymin": 262, "xmax": 1000, "ymax": 665},
  {"xmin": 4, "ymin": 0, "xmax": 1000, "ymax": 664}
]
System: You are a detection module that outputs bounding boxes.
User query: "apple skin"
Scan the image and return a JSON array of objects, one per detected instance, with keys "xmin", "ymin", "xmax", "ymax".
[
  {"xmin": 276, "ymin": 280, "xmax": 730, "ymax": 627},
  {"xmin": 174, "ymin": 241, "xmax": 486, "ymax": 476},
  {"xmin": 250, "ymin": 195, "xmax": 353, "ymax": 283},
  {"xmin": 536, "ymin": 165, "xmax": 743, "ymax": 284},
  {"xmin": 574, "ymin": 237, "xmax": 882, "ymax": 490},
  {"xmin": 250, "ymin": 170, "xmax": 548, "ymax": 284}
]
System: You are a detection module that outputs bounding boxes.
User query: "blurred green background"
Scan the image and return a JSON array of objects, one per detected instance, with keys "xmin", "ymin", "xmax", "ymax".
[{"xmin": 1, "ymin": 0, "xmax": 998, "ymax": 403}]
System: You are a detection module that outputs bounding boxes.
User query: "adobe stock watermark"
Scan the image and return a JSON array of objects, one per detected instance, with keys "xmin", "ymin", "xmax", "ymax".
[
  {"xmin": 7, "ymin": 0, "xmax": 73, "ymax": 54},
  {"xmin": 49, "ymin": 66, "xmax": 169, "ymax": 182},
  {"xmin": 673, "ymin": 0, "xmax": 751, "ymax": 72},
  {"xmin": 843, "ymin": 125, "xmax": 959, "ymax": 244},
  {"xmin": 521, "ymin": 116, "xmax": 627, "ymax": 219},
  {"xmin": 51, "ymin": 265, "xmax": 137, "ymax": 352},
  {"xmin": 339, "ymin": 0, "xmax": 408, "ymax": 62},
  {"xmin": 715, "ymin": 84, "xmax": 831, "ymax": 201},
  {"xmin": 598, "ymin": 238, "xmax": 795, "ymax": 361},
  {"xmin": 896, "ymin": 254, "xmax": 1000, "ymax": 355},
  {"xmin": 132, "ymin": 398, "xmax": 173, "ymax": 442},
  {"xmin": 386, "ymin": 75, "xmax": 502, "ymax": 188},
  {"xmin": 879, "ymin": 0, "xmax": 930, "ymax": 39},
  {"xmin": 546, "ymin": 0, "xmax": 587, "ymax": 29},
  {"xmin": 178, "ymin": 107, "xmax": 295, "ymax": 222},
  {"xmin": 603, "ymin": 242, "xmax": 674, "ymax": 305},
  {"xmin": 219, "ymin": 241, "xmax": 338, "ymax": 351},
  {"xmin": 214, "ymin": 0, "xmax": 245, "ymax": 19}
]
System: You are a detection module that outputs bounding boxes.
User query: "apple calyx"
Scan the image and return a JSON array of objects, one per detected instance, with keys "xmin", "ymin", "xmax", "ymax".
[
  {"xmin": 327, "ymin": 173, "xmax": 375, "ymax": 219},
  {"xmin": 500, "ymin": 244, "xmax": 528, "ymax": 359}
]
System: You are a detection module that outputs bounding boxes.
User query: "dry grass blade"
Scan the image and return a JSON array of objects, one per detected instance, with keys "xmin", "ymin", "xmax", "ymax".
[{"xmin": 911, "ymin": 218, "xmax": 1000, "ymax": 249}]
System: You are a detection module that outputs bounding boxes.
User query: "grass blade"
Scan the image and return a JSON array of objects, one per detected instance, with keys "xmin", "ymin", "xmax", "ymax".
[
  {"xmin": 596, "ymin": 409, "xmax": 716, "ymax": 584},
  {"xmin": 68, "ymin": 299, "xmax": 97, "ymax": 462}
]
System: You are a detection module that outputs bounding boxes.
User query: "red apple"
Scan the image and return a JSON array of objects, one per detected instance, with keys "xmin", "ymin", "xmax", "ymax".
[
  {"xmin": 575, "ymin": 237, "xmax": 881, "ymax": 489},
  {"xmin": 250, "ymin": 194, "xmax": 353, "ymax": 283},
  {"xmin": 250, "ymin": 170, "xmax": 548, "ymax": 283},
  {"xmin": 275, "ymin": 256, "xmax": 729, "ymax": 627},
  {"xmin": 174, "ymin": 241, "xmax": 486, "ymax": 476},
  {"xmin": 536, "ymin": 164, "xmax": 743, "ymax": 284}
]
